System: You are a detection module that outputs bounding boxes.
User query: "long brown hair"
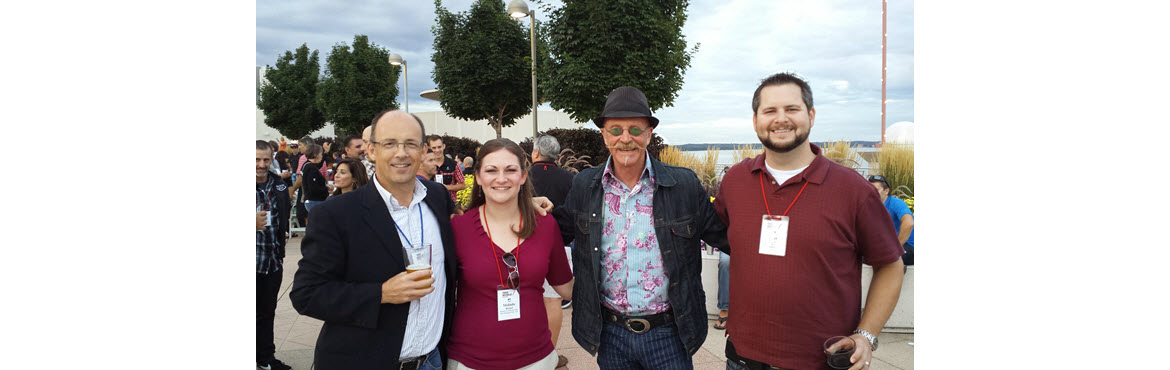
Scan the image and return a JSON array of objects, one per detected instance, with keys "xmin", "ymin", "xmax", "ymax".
[
  {"xmin": 332, "ymin": 158, "xmax": 369, "ymax": 196},
  {"xmin": 469, "ymin": 138, "xmax": 537, "ymax": 239}
]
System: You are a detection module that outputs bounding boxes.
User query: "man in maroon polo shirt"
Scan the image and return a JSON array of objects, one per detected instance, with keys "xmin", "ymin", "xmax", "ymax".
[{"xmin": 714, "ymin": 73, "xmax": 905, "ymax": 370}]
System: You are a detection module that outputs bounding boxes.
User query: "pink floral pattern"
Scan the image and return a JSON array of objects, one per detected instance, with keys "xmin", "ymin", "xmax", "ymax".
[{"xmin": 598, "ymin": 156, "xmax": 671, "ymax": 316}]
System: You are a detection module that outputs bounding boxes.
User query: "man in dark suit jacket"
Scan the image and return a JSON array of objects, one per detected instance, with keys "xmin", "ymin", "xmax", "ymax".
[{"xmin": 291, "ymin": 110, "xmax": 457, "ymax": 370}]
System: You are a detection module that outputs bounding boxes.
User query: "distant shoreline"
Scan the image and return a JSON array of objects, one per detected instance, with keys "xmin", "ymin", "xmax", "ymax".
[{"xmin": 674, "ymin": 141, "xmax": 881, "ymax": 151}]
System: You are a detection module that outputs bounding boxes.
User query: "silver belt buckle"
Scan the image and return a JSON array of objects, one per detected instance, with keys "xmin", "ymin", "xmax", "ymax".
[{"xmin": 625, "ymin": 318, "xmax": 651, "ymax": 334}]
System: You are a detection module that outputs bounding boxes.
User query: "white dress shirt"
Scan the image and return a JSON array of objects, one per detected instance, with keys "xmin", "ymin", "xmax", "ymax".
[{"xmin": 374, "ymin": 178, "xmax": 447, "ymax": 360}]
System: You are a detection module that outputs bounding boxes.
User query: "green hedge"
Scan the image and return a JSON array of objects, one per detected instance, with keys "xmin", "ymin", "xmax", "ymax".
[{"xmin": 438, "ymin": 135, "xmax": 482, "ymax": 161}]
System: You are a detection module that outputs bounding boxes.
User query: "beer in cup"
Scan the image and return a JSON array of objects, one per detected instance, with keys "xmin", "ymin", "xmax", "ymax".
[{"xmin": 405, "ymin": 244, "xmax": 432, "ymax": 281}]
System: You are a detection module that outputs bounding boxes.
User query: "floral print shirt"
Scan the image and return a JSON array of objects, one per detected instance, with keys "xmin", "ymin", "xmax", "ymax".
[{"xmin": 599, "ymin": 153, "xmax": 670, "ymax": 316}]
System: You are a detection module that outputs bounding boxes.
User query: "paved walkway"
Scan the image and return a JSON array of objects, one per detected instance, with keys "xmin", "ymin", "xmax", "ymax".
[{"xmin": 269, "ymin": 235, "xmax": 914, "ymax": 369}]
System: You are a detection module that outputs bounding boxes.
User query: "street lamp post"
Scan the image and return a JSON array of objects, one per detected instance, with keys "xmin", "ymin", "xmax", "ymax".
[
  {"xmin": 508, "ymin": 0, "xmax": 537, "ymax": 140},
  {"xmin": 389, "ymin": 53, "xmax": 408, "ymax": 113}
]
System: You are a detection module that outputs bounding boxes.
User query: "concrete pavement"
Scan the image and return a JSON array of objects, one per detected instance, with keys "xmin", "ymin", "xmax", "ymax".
[{"xmin": 268, "ymin": 235, "xmax": 914, "ymax": 370}]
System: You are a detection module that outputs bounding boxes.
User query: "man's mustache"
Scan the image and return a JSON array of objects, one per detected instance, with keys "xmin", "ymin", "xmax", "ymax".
[{"xmin": 607, "ymin": 143, "xmax": 644, "ymax": 151}]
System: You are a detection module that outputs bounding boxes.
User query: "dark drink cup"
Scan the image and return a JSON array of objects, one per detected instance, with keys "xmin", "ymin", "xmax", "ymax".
[{"xmin": 824, "ymin": 335, "xmax": 856, "ymax": 369}]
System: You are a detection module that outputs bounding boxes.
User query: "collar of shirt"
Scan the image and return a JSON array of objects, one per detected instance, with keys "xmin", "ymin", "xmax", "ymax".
[
  {"xmin": 374, "ymin": 176, "xmax": 428, "ymax": 210},
  {"xmin": 749, "ymin": 143, "xmax": 831, "ymax": 186},
  {"xmin": 601, "ymin": 151, "xmax": 655, "ymax": 190}
]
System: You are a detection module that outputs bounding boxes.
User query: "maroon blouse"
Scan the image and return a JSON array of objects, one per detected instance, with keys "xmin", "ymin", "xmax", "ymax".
[{"xmin": 446, "ymin": 207, "xmax": 573, "ymax": 369}]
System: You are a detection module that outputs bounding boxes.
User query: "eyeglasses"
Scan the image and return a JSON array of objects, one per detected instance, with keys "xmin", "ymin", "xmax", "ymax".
[
  {"xmin": 373, "ymin": 140, "xmax": 422, "ymax": 152},
  {"xmin": 867, "ymin": 175, "xmax": 888, "ymax": 182},
  {"xmin": 605, "ymin": 126, "xmax": 646, "ymax": 137},
  {"xmin": 502, "ymin": 252, "xmax": 519, "ymax": 289}
]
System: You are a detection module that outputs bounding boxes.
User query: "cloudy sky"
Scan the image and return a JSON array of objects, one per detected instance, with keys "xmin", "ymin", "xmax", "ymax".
[{"xmin": 257, "ymin": 0, "xmax": 913, "ymax": 145}]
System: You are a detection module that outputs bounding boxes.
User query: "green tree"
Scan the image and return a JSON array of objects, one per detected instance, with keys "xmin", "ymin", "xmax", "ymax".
[
  {"xmin": 318, "ymin": 35, "xmax": 400, "ymax": 137},
  {"xmin": 432, "ymin": 0, "xmax": 534, "ymax": 138},
  {"xmin": 258, "ymin": 43, "xmax": 326, "ymax": 139},
  {"xmin": 538, "ymin": 0, "xmax": 698, "ymax": 123}
]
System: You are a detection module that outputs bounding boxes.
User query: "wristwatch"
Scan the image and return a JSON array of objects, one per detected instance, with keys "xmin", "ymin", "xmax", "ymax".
[{"xmin": 853, "ymin": 329, "xmax": 878, "ymax": 351}]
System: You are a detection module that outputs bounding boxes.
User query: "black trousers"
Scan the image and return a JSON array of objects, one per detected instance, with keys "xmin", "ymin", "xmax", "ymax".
[
  {"xmin": 902, "ymin": 243, "xmax": 915, "ymax": 266},
  {"xmin": 257, "ymin": 270, "xmax": 283, "ymax": 364}
]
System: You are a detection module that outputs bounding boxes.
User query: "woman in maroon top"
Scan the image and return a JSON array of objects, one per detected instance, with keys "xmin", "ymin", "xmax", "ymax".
[{"xmin": 447, "ymin": 138, "xmax": 574, "ymax": 370}]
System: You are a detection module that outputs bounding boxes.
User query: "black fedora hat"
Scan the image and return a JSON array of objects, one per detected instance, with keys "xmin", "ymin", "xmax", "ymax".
[{"xmin": 592, "ymin": 86, "xmax": 660, "ymax": 128}]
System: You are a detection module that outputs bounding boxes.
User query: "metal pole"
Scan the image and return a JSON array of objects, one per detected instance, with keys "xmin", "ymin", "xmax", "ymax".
[
  {"xmin": 881, "ymin": 0, "xmax": 887, "ymax": 146},
  {"xmin": 404, "ymin": 61, "xmax": 409, "ymax": 113},
  {"xmin": 530, "ymin": 10, "xmax": 538, "ymax": 140}
]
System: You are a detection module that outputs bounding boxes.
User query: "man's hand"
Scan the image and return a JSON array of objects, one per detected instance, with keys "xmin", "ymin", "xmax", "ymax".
[
  {"xmin": 280, "ymin": 170, "xmax": 291, "ymax": 179},
  {"xmin": 829, "ymin": 334, "xmax": 872, "ymax": 370},
  {"xmin": 380, "ymin": 270, "xmax": 437, "ymax": 304},
  {"xmin": 256, "ymin": 211, "xmax": 266, "ymax": 231},
  {"xmin": 532, "ymin": 196, "xmax": 553, "ymax": 216}
]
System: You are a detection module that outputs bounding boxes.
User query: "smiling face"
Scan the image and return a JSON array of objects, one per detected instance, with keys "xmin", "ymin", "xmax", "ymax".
[
  {"xmin": 601, "ymin": 117, "xmax": 653, "ymax": 170},
  {"xmin": 476, "ymin": 148, "xmax": 527, "ymax": 206},
  {"xmin": 753, "ymin": 83, "xmax": 816, "ymax": 154},
  {"xmin": 370, "ymin": 111, "xmax": 424, "ymax": 188},
  {"xmin": 344, "ymin": 137, "xmax": 365, "ymax": 159},
  {"xmin": 256, "ymin": 147, "xmax": 273, "ymax": 180}
]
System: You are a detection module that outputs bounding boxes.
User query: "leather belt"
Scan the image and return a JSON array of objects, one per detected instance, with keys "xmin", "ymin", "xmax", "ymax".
[
  {"xmin": 604, "ymin": 308, "xmax": 674, "ymax": 334},
  {"xmin": 726, "ymin": 338, "xmax": 793, "ymax": 370},
  {"xmin": 398, "ymin": 353, "xmax": 429, "ymax": 370}
]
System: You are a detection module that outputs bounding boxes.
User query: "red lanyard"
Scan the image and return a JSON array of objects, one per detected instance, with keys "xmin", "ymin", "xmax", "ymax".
[
  {"xmin": 759, "ymin": 171, "xmax": 809, "ymax": 216},
  {"xmin": 482, "ymin": 207, "xmax": 521, "ymax": 288}
]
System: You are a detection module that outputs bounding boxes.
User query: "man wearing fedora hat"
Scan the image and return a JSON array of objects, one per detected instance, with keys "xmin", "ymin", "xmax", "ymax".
[{"xmin": 553, "ymin": 86, "xmax": 729, "ymax": 369}]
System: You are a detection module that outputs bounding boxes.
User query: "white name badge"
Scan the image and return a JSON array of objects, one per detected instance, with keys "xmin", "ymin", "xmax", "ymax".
[
  {"xmin": 759, "ymin": 215, "xmax": 789, "ymax": 257},
  {"xmin": 497, "ymin": 288, "xmax": 520, "ymax": 321},
  {"xmin": 434, "ymin": 174, "xmax": 444, "ymax": 184},
  {"xmin": 265, "ymin": 211, "xmax": 274, "ymax": 227}
]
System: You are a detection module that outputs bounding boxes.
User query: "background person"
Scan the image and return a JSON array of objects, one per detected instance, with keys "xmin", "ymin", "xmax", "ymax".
[
  {"xmin": 289, "ymin": 143, "xmax": 329, "ymax": 214},
  {"xmin": 255, "ymin": 140, "xmax": 292, "ymax": 370},
  {"xmin": 328, "ymin": 158, "xmax": 368, "ymax": 198},
  {"xmin": 528, "ymin": 134, "xmax": 576, "ymax": 368},
  {"xmin": 426, "ymin": 135, "xmax": 467, "ymax": 202},
  {"xmin": 714, "ymin": 251, "xmax": 729, "ymax": 330},
  {"xmin": 869, "ymin": 175, "xmax": 915, "ymax": 266},
  {"xmin": 446, "ymin": 138, "xmax": 573, "ymax": 370}
]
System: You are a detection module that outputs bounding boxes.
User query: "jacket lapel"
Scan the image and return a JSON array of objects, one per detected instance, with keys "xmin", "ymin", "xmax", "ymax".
[
  {"xmin": 361, "ymin": 183, "xmax": 406, "ymax": 270},
  {"xmin": 421, "ymin": 186, "xmax": 457, "ymax": 275}
]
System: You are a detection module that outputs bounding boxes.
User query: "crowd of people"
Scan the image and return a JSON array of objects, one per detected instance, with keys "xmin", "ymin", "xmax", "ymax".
[{"xmin": 255, "ymin": 73, "xmax": 915, "ymax": 370}]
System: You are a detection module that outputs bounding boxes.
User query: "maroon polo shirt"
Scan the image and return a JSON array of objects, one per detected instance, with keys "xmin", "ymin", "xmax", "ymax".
[{"xmin": 713, "ymin": 144, "xmax": 903, "ymax": 370}]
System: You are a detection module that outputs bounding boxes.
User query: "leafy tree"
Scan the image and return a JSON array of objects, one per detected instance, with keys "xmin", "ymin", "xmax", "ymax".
[
  {"xmin": 538, "ymin": 0, "xmax": 699, "ymax": 123},
  {"xmin": 318, "ymin": 35, "xmax": 400, "ymax": 137},
  {"xmin": 432, "ymin": 0, "xmax": 534, "ymax": 138},
  {"xmin": 257, "ymin": 44, "xmax": 326, "ymax": 138}
]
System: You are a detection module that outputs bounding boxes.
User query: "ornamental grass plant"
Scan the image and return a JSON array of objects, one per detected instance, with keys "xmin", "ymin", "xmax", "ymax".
[
  {"xmin": 659, "ymin": 146, "xmax": 720, "ymax": 197},
  {"xmin": 731, "ymin": 144, "xmax": 761, "ymax": 165},
  {"xmin": 823, "ymin": 139, "xmax": 864, "ymax": 172},
  {"xmin": 875, "ymin": 144, "xmax": 914, "ymax": 199}
]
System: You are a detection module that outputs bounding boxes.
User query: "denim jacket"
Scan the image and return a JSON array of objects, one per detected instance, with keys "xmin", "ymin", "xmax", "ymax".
[{"xmin": 554, "ymin": 156, "xmax": 729, "ymax": 356}]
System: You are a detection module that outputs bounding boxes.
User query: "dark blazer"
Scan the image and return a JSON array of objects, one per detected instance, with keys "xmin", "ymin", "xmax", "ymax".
[{"xmin": 291, "ymin": 180, "xmax": 459, "ymax": 370}]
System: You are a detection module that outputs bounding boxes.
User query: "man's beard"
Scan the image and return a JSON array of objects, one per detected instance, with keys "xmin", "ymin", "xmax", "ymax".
[{"xmin": 758, "ymin": 128, "xmax": 809, "ymax": 153}]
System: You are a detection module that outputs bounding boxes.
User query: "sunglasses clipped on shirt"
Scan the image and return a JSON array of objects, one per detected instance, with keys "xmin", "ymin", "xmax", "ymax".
[{"xmin": 502, "ymin": 252, "xmax": 519, "ymax": 289}]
